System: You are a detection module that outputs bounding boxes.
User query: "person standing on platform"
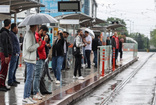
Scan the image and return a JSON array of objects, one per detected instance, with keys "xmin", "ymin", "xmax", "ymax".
[
  {"xmin": 33, "ymin": 25, "xmax": 49, "ymax": 100},
  {"xmin": 73, "ymin": 29, "xmax": 86, "ymax": 79},
  {"xmin": 19, "ymin": 33, "xmax": 24, "ymax": 51},
  {"xmin": 92, "ymin": 34, "xmax": 102, "ymax": 68},
  {"xmin": 106, "ymin": 36, "xmax": 111, "ymax": 45},
  {"xmin": 0, "ymin": 19, "xmax": 12, "ymax": 92},
  {"xmin": 84, "ymin": 31, "xmax": 92, "ymax": 69},
  {"xmin": 52, "ymin": 31, "xmax": 64, "ymax": 84},
  {"xmin": 62, "ymin": 31, "xmax": 70, "ymax": 70},
  {"xmin": 22, "ymin": 25, "xmax": 41, "ymax": 104},
  {"xmin": 111, "ymin": 32, "xmax": 119, "ymax": 67},
  {"xmin": 119, "ymin": 38, "xmax": 124, "ymax": 61},
  {"xmin": 8, "ymin": 23, "xmax": 20, "ymax": 87}
]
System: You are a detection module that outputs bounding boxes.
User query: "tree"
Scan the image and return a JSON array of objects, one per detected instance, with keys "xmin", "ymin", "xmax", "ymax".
[
  {"xmin": 128, "ymin": 33, "xmax": 149, "ymax": 50},
  {"xmin": 99, "ymin": 17, "xmax": 129, "ymax": 36},
  {"xmin": 150, "ymin": 29, "xmax": 156, "ymax": 47}
]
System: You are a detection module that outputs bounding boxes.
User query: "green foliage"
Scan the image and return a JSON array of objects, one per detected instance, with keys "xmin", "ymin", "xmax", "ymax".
[
  {"xmin": 128, "ymin": 33, "xmax": 149, "ymax": 49},
  {"xmin": 150, "ymin": 29, "xmax": 156, "ymax": 47}
]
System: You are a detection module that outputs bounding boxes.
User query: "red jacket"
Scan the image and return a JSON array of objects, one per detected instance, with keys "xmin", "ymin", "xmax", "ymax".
[{"xmin": 35, "ymin": 32, "xmax": 46, "ymax": 60}]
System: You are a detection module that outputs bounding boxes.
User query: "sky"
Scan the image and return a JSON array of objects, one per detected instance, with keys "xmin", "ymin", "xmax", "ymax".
[{"xmin": 96, "ymin": 0, "xmax": 156, "ymax": 38}]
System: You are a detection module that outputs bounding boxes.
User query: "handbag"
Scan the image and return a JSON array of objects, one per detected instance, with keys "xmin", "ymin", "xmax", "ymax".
[{"xmin": 72, "ymin": 41, "xmax": 80, "ymax": 56}]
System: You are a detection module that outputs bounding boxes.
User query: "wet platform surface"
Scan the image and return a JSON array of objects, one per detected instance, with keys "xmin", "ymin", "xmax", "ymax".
[
  {"xmin": 0, "ymin": 52, "xmax": 136, "ymax": 105},
  {"xmin": 75, "ymin": 52, "xmax": 154, "ymax": 105}
]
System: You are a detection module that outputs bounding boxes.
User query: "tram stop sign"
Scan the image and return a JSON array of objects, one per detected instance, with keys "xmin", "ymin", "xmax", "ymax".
[{"xmin": 58, "ymin": 1, "xmax": 81, "ymax": 12}]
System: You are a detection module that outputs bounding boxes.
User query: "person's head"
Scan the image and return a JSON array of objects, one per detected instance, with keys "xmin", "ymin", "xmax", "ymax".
[
  {"xmin": 30, "ymin": 25, "xmax": 38, "ymax": 33},
  {"xmin": 107, "ymin": 36, "xmax": 110, "ymax": 40},
  {"xmin": 85, "ymin": 31, "xmax": 89, "ymax": 36},
  {"xmin": 20, "ymin": 33, "xmax": 23, "ymax": 37},
  {"xmin": 114, "ymin": 32, "xmax": 118, "ymax": 37},
  {"xmin": 95, "ymin": 34, "xmax": 100, "ymax": 39},
  {"xmin": 120, "ymin": 38, "xmax": 124, "ymax": 43},
  {"xmin": 4, "ymin": 19, "xmax": 11, "ymax": 29},
  {"xmin": 11, "ymin": 23, "xmax": 18, "ymax": 34},
  {"xmin": 77, "ymin": 29, "xmax": 83, "ymax": 37},
  {"xmin": 38, "ymin": 25, "xmax": 48, "ymax": 36},
  {"xmin": 63, "ymin": 31, "xmax": 69, "ymax": 38}
]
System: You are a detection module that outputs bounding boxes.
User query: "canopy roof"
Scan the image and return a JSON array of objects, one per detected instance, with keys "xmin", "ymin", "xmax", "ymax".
[
  {"xmin": 55, "ymin": 13, "xmax": 106, "ymax": 27},
  {"xmin": 106, "ymin": 24, "xmax": 125, "ymax": 29},
  {"xmin": 0, "ymin": 0, "xmax": 44, "ymax": 14}
]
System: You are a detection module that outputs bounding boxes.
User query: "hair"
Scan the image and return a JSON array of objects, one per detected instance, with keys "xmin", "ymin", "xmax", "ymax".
[
  {"xmin": 85, "ymin": 31, "xmax": 89, "ymax": 33},
  {"xmin": 63, "ymin": 31, "xmax": 69, "ymax": 35},
  {"xmin": 20, "ymin": 33, "xmax": 22, "ymax": 35},
  {"xmin": 95, "ymin": 34, "xmax": 100, "ymax": 38},
  {"xmin": 39, "ymin": 25, "xmax": 48, "ymax": 32},
  {"xmin": 77, "ymin": 29, "xmax": 82, "ymax": 33},
  {"xmin": 30, "ymin": 25, "xmax": 36, "ymax": 28},
  {"xmin": 4, "ymin": 19, "xmax": 11, "ymax": 27},
  {"xmin": 11, "ymin": 23, "xmax": 17, "ymax": 31}
]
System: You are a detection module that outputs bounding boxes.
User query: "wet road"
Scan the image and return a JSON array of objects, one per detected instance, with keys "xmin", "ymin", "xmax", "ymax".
[{"xmin": 75, "ymin": 52, "xmax": 155, "ymax": 105}]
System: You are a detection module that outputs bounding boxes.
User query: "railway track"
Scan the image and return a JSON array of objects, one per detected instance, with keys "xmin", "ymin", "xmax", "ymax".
[{"xmin": 100, "ymin": 53, "xmax": 155, "ymax": 105}]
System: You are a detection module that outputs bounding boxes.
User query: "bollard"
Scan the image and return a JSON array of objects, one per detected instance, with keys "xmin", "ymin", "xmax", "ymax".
[
  {"xmin": 19, "ymin": 52, "xmax": 22, "ymax": 67},
  {"xmin": 112, "ymin": 47, "xmax": 115, "ymax": 71},
  {"xmin": 97, "ymin": 47, "xmax": 100, "ymax": 76},
  {"xmin": 101, "ymin": 49, "xmax": 105, "ymax": 76}
]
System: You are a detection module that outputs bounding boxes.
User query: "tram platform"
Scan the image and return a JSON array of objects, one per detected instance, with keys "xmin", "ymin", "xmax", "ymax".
[{"xmin": 0, "ymin": 52, "xmax": 138, "ymax": 105}]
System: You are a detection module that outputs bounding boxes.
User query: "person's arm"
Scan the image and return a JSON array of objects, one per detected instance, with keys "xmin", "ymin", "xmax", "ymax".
[
  {"xmin": 1, "ymin": 32, "xmax": 9, "ymax": 57},
  {"xmin": 25, "ymin": 33, "xmax": 39, "ymax": 52},
  {"xmin": 36, "ymin": 37, "xmax": 46, "ymax": 52}
]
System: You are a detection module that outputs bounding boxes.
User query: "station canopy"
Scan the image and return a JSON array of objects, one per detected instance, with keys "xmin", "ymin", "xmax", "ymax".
[
  {"xmin": 0, "ymin": 0, "xmax": 44, "ymax": 14},
  {"xmin": 55, "ymin": 13, "xmax": 106, "ymax": 27}
]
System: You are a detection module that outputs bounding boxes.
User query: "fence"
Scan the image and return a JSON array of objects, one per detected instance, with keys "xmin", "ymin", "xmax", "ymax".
[{"xmin": 97, "ymin": 43, "xmax": 138, "ymax": 76}]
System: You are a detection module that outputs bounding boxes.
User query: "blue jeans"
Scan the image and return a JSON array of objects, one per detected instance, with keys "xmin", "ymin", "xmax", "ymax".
[
  {"xmin": 33, "ymin": 59, "xmax": 44, "ymax": 95},
  {"xmin": 24, "ymin": 62, "xmax": 35, "ymax": 99},
  {"xmin": 93, "ymin": 51, "xmax": 97, "ymax": 67},
  {"xmin": 8, "ymin": 55, "xmax": 18, "ymax": 84},
  {"xmin": 52, "ymin": 56, "xmax": 64, "ymax": 81}
]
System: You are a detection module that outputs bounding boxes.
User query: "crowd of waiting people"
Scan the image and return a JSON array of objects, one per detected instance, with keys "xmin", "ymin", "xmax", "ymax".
[{"xmin": 0, "ymin": 19, "xmax": 124, "ymax": 104}]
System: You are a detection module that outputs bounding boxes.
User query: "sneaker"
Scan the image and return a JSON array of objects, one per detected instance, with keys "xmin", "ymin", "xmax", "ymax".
[
  {"xmin": 33, "ymin": 93, "xmax": 42, "ymax": 100},
  {"xmin": 55, "ymin": 80, "xmax": 60, "ymax": 84},
  {"xmin": 78, "ymin": 76, "xmax": 84, "ymax": 80},
  {"xmin": 29, "ymin": 97, "xmax": 37, "ymax": 104},
  {"xmin": 73, "ymin": 76, "xmax": 77, "ymax": 79},
  {"xmin": 39, "ymin": 92, "xmax": 45, "ymax": 98},
  {"xmin": 22, "ymin": 98, "xmax": 34, "ymax": 104}
]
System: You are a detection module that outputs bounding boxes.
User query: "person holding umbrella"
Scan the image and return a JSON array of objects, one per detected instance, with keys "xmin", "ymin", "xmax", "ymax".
[
  {"xmin": 18, "ymin": 13, "xmax": 58, "ymax": 104},
  {"xmin": 22, "ymin": 25, "xmax": 41, "ymax": 104}
]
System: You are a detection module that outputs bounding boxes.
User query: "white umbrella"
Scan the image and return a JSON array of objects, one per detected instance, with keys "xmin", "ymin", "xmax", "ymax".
[
  {"xmin": 18, "ymin": 13, "xmax": 58, "ymax": 27},
  {"xmin": 85, "ymin": 28, "xmax": 95, "ymax": 37}
]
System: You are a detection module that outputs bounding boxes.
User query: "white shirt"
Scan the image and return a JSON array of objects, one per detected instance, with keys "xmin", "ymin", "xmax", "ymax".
[{"xmin": 85, "ymin": 35, "xmax": 92, "ymax": 50}]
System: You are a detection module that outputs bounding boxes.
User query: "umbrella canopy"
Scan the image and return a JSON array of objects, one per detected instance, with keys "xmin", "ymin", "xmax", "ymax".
[
  {"xmin": 85, "ymin": 28, "xmax": 95, "ymax": 37},
  {"xmin": 18, "ymin": 13, "xmax": 58, "ymax": 27}
]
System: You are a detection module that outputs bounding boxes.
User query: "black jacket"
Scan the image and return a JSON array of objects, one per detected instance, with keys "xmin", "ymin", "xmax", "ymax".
[
  {"xmin": 52, "ymin": 33, "xmax": 64, "ymax": 57},
  {"xmin": 92, "ymin": 38, "xmax": 102, "ymax": 51},
  {"xmin": 0, "ymin": 27, "xmax": 13, "ymax": 57}
]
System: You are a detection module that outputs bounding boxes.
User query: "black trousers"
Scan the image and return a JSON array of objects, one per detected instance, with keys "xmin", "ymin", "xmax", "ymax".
[
  {"xmin": 120, "ymin": 51, "xmax": 123, "ymax": 59},
  {"xmin": 74, "ymin": 54, "xmax": 82, "ymax": 77},
  {"xmin": 85, "ymin": 50, "xmax": 91, "ymax": 68}
]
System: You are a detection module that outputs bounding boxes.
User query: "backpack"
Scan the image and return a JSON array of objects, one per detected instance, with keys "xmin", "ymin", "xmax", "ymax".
[{"xmin": 72, "ymin": 40, "xmax": 80, "ymax": 56}]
